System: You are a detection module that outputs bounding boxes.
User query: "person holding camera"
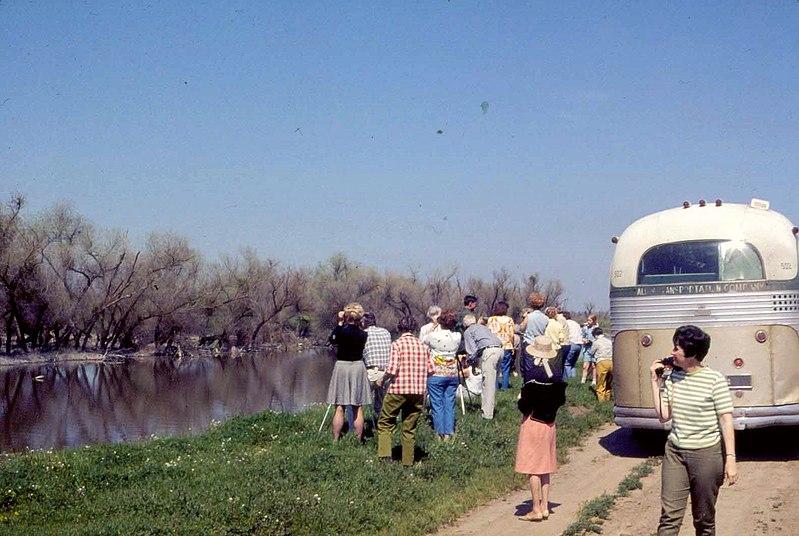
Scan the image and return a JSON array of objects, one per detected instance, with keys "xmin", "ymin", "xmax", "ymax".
[
  {"xmin": 326, "ymin": 303, "xmax": 371, "ymax": 442},
  {"xmin": 649, "ymin": 325, "xmax": 738, "ymax": 536}
]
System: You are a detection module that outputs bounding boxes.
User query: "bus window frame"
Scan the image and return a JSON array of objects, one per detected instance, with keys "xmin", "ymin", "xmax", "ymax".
[{"xmin": 636, "ymin": 239, "xmax": 766, "ymax": 286}]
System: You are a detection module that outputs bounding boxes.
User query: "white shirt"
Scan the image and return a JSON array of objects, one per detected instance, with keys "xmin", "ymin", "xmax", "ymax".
[
  {"xmin": 566, "ymin": 319, "xmax": 583, "ymax": 345},
  {"xmin": 419, "ymin": 322, "xmax": 440, "ymax": 342}
]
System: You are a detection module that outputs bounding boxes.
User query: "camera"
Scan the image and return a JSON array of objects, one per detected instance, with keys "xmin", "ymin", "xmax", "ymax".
[{"xmin": 656, "ymin": 356, "xmax": 674, "ymax": 377}]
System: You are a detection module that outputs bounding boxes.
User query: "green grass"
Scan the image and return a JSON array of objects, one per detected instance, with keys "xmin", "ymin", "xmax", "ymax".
[{"xmin": 0, "ymin": 379, "xmax": 612, "ymax": 535}]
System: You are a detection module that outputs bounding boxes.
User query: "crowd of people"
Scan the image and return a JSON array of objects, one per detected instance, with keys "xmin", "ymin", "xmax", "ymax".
[
  {"xmin": 325, "ymin": 294, "xmax": 610, "ymax": 483},
  {"xmin": 325, "ymin": 296, "xmax": 738, "ymax": 533}
]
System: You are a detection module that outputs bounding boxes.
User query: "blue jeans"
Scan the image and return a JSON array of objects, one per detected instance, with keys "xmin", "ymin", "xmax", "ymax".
[
  {"xmin": 427, "ymin": 375, "xmax": 459, "ymax": 435},
  {"xmin": 562, "ymin": 344, "xmax": 582, "ymax": 381},
  {"xmin": 498, "ymin": 349, "xmax": 514, "ymax": 389}
]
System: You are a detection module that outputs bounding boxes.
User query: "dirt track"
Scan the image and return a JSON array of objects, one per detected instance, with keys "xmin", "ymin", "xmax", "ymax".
[{"xmin": 436, "ymin": 424, "xmax": 799, "ymax": 535}]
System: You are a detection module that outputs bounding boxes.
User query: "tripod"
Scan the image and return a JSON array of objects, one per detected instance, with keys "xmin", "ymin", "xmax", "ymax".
[{"xmin": 455, "ymin": 354, "xmax": 477, "ymax": 415}]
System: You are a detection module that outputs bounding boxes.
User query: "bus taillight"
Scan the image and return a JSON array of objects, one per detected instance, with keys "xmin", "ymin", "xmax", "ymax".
[
  {"xmin": 734, "ymin": 358, "xmax": 744, "ymax": 368},
  {"xmin": 755, "ymin": 330, "xmax": 767, "ymax": 343}
]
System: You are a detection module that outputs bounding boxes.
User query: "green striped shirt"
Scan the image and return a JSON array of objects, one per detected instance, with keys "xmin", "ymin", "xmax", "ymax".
[{"xmin": 663, "ymin": 366, "xmax": 733, "ymax": 449}]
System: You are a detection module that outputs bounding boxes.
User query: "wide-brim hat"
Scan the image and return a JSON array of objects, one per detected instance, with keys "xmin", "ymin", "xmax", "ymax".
[{"xmin": 526, "ymin": 335, "xmax": 557, "ymax": 359}]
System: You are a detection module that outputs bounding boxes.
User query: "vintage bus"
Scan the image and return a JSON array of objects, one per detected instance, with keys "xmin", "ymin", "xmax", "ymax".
[{"xmin": 610, "ymin": 198, "xmax": 799, "ymax": 429}]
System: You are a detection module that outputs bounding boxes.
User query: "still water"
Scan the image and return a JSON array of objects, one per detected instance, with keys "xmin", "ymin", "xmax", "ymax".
[{"xmin": 0, "ymin": 349, "xmax": 335, "ymax": 452}]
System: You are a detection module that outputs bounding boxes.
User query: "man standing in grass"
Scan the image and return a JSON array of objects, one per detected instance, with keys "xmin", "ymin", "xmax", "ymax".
[
  {"xmin": 376, "ymin": 315, "xmax": 433, "ymax": 466},
  {"xmin": 455, "ymin": 294, "xmax": 480, "ymax": 333},
  {"xmin": 361, "ymin": 312, "xmax": 392, "ymax": 418}
]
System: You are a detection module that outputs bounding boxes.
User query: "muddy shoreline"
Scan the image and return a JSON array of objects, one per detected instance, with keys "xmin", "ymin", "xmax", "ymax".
[
  {"xmin": 0, "ymin": 351, "xmax": 143, "ymax": 368},
  {"xmin": 0, "ymin": 342, "xmax": 329, "ymax": 368}
]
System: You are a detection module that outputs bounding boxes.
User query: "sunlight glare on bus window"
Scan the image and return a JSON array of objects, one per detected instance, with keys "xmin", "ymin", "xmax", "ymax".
[{"xmin": 720, "ymin": 241, "xmax": 764, "ymax": 281}]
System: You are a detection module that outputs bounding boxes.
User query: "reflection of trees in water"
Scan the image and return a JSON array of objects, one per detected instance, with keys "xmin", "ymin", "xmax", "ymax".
[{"xmin": 0, "ymin": 349, "xmax": 336, "ymax": 451}]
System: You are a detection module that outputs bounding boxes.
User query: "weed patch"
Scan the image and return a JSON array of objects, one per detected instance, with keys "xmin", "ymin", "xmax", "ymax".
[{"xmin": 562, "ymin": 457, "xmax": 660, "ymax": 536}]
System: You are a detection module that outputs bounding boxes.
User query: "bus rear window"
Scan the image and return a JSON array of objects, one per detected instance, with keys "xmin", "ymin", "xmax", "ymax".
[{"xmin": 637, "ymin": 240, "xmax": 764, "ymax": 285}]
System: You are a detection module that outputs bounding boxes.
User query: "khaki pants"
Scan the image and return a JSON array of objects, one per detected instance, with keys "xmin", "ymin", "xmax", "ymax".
[
  {"xmin": 595, "ymin": 360, "xmax": 613, "ymax": 401},
  {"xmin": 479, "ymin": 347, "xmax": 503, "ymax": 419},
  {"xmin": 658, "ymin": 441, "xmax": 724, "ymax": 536},
  {"xmin": 377, "ymin": 393, "xmax": 424, "ymax": 466}
]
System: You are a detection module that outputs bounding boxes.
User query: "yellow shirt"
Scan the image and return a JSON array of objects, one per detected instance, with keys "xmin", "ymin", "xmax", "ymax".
[{"xmin": 545, "ymin": 318, "xmax": 566, "ymax": 350}]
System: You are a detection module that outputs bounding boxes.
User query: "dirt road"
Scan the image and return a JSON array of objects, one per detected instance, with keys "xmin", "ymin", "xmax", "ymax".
[{"xmin": 436, "ymin": 424, "xmax": 799, "ymax": 536}]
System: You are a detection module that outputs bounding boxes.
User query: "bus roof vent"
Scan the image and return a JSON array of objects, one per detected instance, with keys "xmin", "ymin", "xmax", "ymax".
[{"xmin": 751, "ymin": 198, "xmax": 770, "ymax": 210}]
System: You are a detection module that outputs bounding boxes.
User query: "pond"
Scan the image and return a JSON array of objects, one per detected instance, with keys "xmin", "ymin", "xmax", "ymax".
[{"xmin": 0, "ymin": 349, "xmax": 335, "ymax": 452}]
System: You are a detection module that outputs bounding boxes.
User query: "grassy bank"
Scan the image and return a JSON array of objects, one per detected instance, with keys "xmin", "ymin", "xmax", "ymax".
[{"xmin": 0, "ymin": 380, "xmax": 612, "ymax": 535}]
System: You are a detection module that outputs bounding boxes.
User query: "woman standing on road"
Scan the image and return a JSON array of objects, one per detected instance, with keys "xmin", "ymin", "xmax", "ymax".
[
  {"xmin": 423, "ymin": 310, "xmax": 461, "ymax": 439},
  {"xmin": 326, "ymin": 302, "xmax": 371, "ymax": 442},
  {"xmin": 515, "ymin": 336, "xmax": 566, "ymax": 522},
  {"xmin": 649, "ymin": 325, "xmax": 738, "ymax": 536}
]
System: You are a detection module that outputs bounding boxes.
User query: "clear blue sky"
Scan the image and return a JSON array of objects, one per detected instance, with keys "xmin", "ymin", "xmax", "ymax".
[{"xmin": 2, "ymin": 2, "xmax": 798, "ymax": 310}]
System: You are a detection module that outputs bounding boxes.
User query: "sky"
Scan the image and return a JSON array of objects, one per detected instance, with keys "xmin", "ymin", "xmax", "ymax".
[{"xmin": 2, "ymin": 1, "xmax": 798, "ymax": 310}]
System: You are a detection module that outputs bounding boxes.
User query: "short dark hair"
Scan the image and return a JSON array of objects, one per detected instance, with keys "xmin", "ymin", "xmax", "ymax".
[
  {"xmin": 673, "ymin": 325, "xmax": 711, "ymax": 361},
  {"xmin": 464, "ymin": 295, "xmax": 478, "ymax": 306},
  {"xmin": 592, "ymin": 326, "xmax": 603, "ymax": 337},
  {"xmin": 361, "ymin": 312, "xmax": 376, "ymax": 328},
  {"xmin": 562, "ymin": 311, "xmax": 572, "ymax": 320},
  {"xmin": 438, "ymin": 310, "xmax": 457, "ymax": 330},
  {"xmin": 397, "ymin": 315, "xmax": 417, "ymax": 333},
  {"xmin": 492, "ymin": 300, "xmax": 509, "ymax": 316}
]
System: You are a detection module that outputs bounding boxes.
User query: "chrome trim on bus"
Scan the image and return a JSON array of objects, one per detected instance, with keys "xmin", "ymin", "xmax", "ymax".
[
  {"xmin": 610, "ymin": 290, "xmax": 799, "ymax": 335},
  {"xmin": 615, "ymin": 404, "xmax": 799, "ymax": 430}
]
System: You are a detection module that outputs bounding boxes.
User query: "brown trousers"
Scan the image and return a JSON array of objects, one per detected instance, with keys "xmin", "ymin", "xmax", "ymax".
[
  {"xmin": 377, "ymin": 393, "xmax": 424, "ymax": 466},
  {"xmin": 658, "ymin": 440, "xmax": 724, "ymax": 536}
]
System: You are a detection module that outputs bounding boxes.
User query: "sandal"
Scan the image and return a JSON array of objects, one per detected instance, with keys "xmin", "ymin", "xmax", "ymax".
[{"xmin": 518, "ymin": 512, "xmax": 544, "ymax": 522}]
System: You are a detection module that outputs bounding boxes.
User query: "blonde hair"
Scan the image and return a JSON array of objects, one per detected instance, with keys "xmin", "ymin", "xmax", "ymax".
[{"xmin": 343, "ymin": 302, "xmax": 365, "ymax": 323}]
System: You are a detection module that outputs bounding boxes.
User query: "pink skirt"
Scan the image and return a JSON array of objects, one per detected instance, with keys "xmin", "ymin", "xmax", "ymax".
[{"xmin": 514, "ymin": 415, "xmax": 557, "ymax": 475}]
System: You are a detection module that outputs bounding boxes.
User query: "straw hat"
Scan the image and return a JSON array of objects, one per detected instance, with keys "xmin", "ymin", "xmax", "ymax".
[{"xmin": 526, "ymin": 335, "xmax": 557, "ymax": 359}]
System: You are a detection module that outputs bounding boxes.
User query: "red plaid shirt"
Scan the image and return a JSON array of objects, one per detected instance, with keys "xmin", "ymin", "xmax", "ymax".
[{"xmin": 386, "ymin": 333, "xmax": 433, "ymax": 395}]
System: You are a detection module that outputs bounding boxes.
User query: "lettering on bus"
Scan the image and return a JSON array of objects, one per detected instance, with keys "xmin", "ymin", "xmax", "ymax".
[{"xmin": 636, "ymin": 281, "xmax": 767, "ymax": 296}]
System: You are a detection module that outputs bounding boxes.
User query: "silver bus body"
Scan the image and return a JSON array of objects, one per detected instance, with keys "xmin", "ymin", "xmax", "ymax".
[{"xmin": 610, "ymin": 200, "xmax": 799, "ymax": 430}]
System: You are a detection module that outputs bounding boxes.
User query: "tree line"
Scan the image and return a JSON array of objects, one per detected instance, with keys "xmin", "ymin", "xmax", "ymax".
[{"xmin": 0, "ymin": 194, "xmax": 602, "ymax": 354}]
